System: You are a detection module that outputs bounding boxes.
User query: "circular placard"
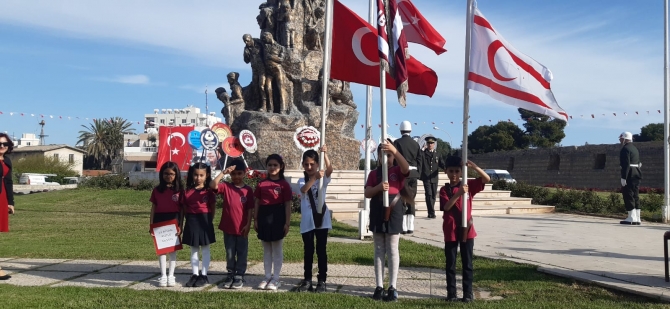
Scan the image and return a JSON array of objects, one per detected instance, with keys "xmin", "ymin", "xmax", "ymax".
[
  {"xmin": 221, "ymin": 136, "xmax": 244, "ymax": 158},
  {"xmin": 360, "ymin": 139, "xmax": 377, "ymax": 153},
  {"xmin": 294, "ymin": 126, "xmax": 320, "ymax": 151},
  {"xmin": 377, "ymin": 133, "xmax": 396, "ymax": 144},
  {"xmin": 239, "ymin": 130, "xmax": 257, "ymax": 153},
  {"xmin": 200, "ymin": 128, "xmax": 220, "ymax": 150},
  {"xmin": 188, "ymin": 130, "xmax": 202, "ymax": 149},
  {"xmin": 211, "ymin": 122, "xmax": 232, "ymax": 141}
]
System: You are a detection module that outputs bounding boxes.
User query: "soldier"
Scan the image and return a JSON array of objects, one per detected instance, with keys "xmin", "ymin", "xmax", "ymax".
[
  {"xmin": 393, "ymin": 121, "xmax": 420, "ymax": 234},
  {"xmin": 619, "ymin": 132, "xmax": 642, "ymax": 225},
  {"xmin": 418, "ymin": 136, "xmax": 443, "ymax": 219}
]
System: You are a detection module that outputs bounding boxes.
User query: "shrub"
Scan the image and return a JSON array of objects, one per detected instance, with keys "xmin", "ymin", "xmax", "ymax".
[
  {"xmin": 606, "ymin": 192, "xmax": 625, "ymax": 213},
  {"xmin": 641, "ymin": 190, "xmax": 663, "ymax": 212},
  {"xmin": 492, "ymin": 180, "xmax": 512, "ymax": 191},
  {"xmin": 79, "ymin": 174, "xmax": 129, "ymax": 190},
  {"xmin": 292, "ymin": 193, "xmax": 301, "ymax": 213},
  {"xmin": 581, "ymin": 190, "xmax": 606, "ymax": 213},
  {"xmin": 11, "ymin": 156, "xmax": 78, "ymax": 184},
  {"xmin": 134, "ymin": 179, "xmax": 157, "ymax": 191}
]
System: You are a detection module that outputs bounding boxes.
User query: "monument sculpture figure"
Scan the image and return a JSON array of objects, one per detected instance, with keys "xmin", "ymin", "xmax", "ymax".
[
  {"xmin": 262, "ymin": 31, "xmax": 289, "ymax": 114},
  {"xmin": 215, "ymin": 87, "xmax": 230, "ymax": 124},
  {"xmin": 276, "ymin": 0, "xmax": 295, "ymax": 48},
  {"xmin": 226, "ymin": 72, "xmax": 245, "ymax": 124}
]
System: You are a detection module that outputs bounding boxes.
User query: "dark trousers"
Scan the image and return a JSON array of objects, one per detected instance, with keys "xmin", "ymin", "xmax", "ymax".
[
  {"xmin": 445, "ymin": 239, "xmax": 474, "ymax": 298},
  {"xmin": 423, "ymin": 181, "xmax": 438, "ymax": 215},
  {"xmin": 622, "ymin": 178, "xmax": 640, "ymax": 211},
  {"xmin": 302, "ymin": 228, "xmax": 329, "ymax": 282},
  {"xmin": 223, "ymin": 233, "xmax": 248, "ymax": 277},
  {"xmin": 404, "ymin": 178, "xmax": 418, "ymax": 214}
]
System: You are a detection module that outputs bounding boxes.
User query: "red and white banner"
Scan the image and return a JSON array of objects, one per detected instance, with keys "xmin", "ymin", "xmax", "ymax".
[
  {"xmin": 397, "ymin": 0, "xmax": 446, "ymax": 55},
  {"xmin": 467, "ymin": 7, "xmax": 568, "ymax": 121},
  {"xmin": 331, "ymin": 0, "xmax": 437, "ymax": 97},
  {"xmin": 157, "ymin": 126, "xmax": 194, "ymax": 172},
  {"xmin": 377, "ymin": 0, "xmax": 409, "ymax": 107}
]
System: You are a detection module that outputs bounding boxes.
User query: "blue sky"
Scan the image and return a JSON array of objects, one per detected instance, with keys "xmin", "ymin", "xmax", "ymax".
[{"xmin": 0, "ymin": 0, "xmax": 666, "ymax": 148}]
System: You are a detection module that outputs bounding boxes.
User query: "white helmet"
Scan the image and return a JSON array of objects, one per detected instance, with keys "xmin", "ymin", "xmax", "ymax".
[
  {"xmin": 400, "ymin": 120, "xmax": 412, "ymax": 132},
  {"xmin": 619, "ymin": 131, "xmax": 633, "ymax": 141}
]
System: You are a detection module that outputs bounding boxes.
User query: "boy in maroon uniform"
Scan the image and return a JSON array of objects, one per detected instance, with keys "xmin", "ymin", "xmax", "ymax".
[
  {"xmin": 210, "ymin": 160, "xmax": 254, "ymax": 289},
  {"xmin": 439, "ymin": 156, "xmax": 490, "ymax": 303}
]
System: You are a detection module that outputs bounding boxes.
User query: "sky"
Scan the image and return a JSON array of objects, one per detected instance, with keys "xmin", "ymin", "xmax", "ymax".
[{"xmin": 0, "ymin": 0, "xmax": 666, "ymax": 148}]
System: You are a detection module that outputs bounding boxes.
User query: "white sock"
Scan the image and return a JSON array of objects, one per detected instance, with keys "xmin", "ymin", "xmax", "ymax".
[
  {"xmin": 262, "ymin": 241, "xmax": 273, "ymax": 280},
  {"xmin": 636, "ymin": 209, "xmax": 641, "ymax": 222},
  {"xmin": 158, "ymin": 254, "xmax": 167, "ymax": 277},
  {"xmin": 402, "ymin": 215, "xmax": 408, "ymax": 232},
  {"xmin": 272, "ymin": 240, "xmax": 283, "ymax": 280},
  {"xmin": 386, "ymin": 234, "xmax": 400, "ymax": 288},
  {"xmin": 373, "ymin": 233, "xmax": 386, "ymax": 287},
  {"xmin": 168, "ymin": 252, "xmax": 177, "ymax": 277},
  {"xmin": 408, "ymin": 214, "xmax": 415, "ymax": 231},
  {"xmin": 201, "ymin": 245, "xmax": 211, "ymax": 276},
  {"xmin": 190, "ymin": 247, "xmax": 200, "ymax": 275}
]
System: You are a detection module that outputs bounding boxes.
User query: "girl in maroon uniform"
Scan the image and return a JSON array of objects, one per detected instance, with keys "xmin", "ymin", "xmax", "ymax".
[
  {"xmin": 182, "ymin": 163, "xmax": 217, "ymax": 288},
  {"xmin": 253, "ymin": 154, "xmax": 293, "ymax": 290},
  {"xmin": 149, "ymin": 161, "xmax": 183, "ymax": 288}
]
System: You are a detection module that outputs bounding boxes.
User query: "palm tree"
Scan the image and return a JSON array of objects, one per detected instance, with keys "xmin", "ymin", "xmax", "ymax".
[
  {"xmin": 106, "ymin": 117, "xmax": 135, "ymax": 160},
  {"xmin": 77, "ymin": 119, "xmax": 109, "ymax": 169}
]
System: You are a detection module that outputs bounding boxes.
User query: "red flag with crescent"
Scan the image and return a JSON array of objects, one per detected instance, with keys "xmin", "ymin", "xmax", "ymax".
[
  {"xmin": 157, "ymin": 126, "xmax": 194, "ymax": 172},
  {"xmin": 398, "ymin": 0, "xmax": 446, "ymax": 55},
  {"xmin": 467, "ymin": 7, "xmax": 568, "ymax": 121},
  {"xmin": 331, "ymin": 0, "xmax": 437, "ymax": 97}
]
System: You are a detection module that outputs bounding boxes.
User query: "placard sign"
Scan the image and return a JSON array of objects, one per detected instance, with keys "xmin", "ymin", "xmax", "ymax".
[
  {"xmin": 150, "ymin": 219, "xmax": 183, "ymax": 255},
  {"xmin": 239, "ymin": 130, "xmax": 257, "ymax": 153},
  {"xmin": 200, "ymin": 129, "xmax": 220, "ymax": 150}
]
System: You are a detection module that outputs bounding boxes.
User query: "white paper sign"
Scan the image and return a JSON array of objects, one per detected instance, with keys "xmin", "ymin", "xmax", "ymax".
[{"xmin": 153, "ymin": 224, "xmax": 181, "ymax": 250}]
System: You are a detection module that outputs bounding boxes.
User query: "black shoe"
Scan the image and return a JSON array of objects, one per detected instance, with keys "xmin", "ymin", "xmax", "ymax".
[
  {"xmin": 186, "ymin": 274, "xmax": 199, "ymax": 287},
  {"xmin": 194, "ymin": 275, "xmax": 209, "ymax": 287},
  {"xmin": 296, "ymin": 279, "xmax": 312, "ymax": 292},
  {"xmin": 0, "ymin": 275, "xmax": 10, "ymax": 280},
  {"xmin": 232, "ymin": 276, "xmax": 244, "ymax": 289},
  {"xmin": 428, "ymin": 214, "xmax": 436, "ymax": 219},
  {"xmin": 619, "ymin": 220, "xmax": 633, "ymax": 225},
  {"xmin": 633, "ymin": 222, "xmax": 641, "ymax": 225},
  {"xmin": 222, "ymin": 275, "xmax": 234, "ymax": 289},
  {"xmin": 384, "ymin": 286, "xmax": 398, "ymax": 302},
  {"xmin": 372, "ymin": 286, "xmax": 385, "ymax": 300},
  {"xmin": 407, "ymin": 230, "xmax": 413, "ymax": 234},
  {"xmin": 462, "ymin": 297, "xmax": 474, "ymax": 303},
  {"xmin": 401, "ymin": 231, "xmax": 407, "ymax": 235},
  {"xmin": 315, "ymin": 281, "xmax": 326, "ymax": 293},
  {"xmin": 445, "ymin": 294, "xmax": 459, "ymax": 302}
]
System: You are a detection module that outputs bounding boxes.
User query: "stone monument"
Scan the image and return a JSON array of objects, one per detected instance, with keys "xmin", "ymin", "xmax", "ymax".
[{"xmin": 217, "ymin": 0, "xmax": 359, "ymax": 170}]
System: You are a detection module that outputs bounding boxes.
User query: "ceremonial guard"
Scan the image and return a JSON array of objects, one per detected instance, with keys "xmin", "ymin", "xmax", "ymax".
[
  {"xmin": 619, "ymin": 132, "xmax": 642, "ymax": 225},
  {"xmin": 418, "ymin": 136, "xmax": 443, "ymax": 219},
  {"xmin": 393, "ymin": 121, "xmax": 421, "ymax": 234}
]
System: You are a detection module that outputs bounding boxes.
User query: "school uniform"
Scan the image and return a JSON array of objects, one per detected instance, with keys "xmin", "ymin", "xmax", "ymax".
[
  {"xmin": 366, "ymin": 166, "xmax": 407, "ymax": 234},
  {"xmin": 217, "ymin": 182, "xmax": 255, "ymax": 278},
  {"xmin": 439, "ymin": 178, "xmax": 485, "ymax": 300},
  {"xmin": 182, "ymin": 188, "xmax": 217, "ymax": 247},
  {"xmin": 298, "ymin": 176, "xmax": 332, "ymax": 283},
  {"xmin": 254, "ymin": 179, "xmax": 293, "ymax": 242},
  {"xmin": 150, "ymin": 187, "xmax": 182, "ymax": 224}
]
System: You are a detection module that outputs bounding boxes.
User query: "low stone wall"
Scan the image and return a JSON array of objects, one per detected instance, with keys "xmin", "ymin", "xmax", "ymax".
[{"xmin": 13, "ymin": 184, "xmax": 77, "ymax": 194}]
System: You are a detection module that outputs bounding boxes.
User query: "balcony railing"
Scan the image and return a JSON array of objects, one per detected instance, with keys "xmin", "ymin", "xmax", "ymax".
[{"xmin": 124, "ymin": 146, "xmax": 157, "ymax": 153}]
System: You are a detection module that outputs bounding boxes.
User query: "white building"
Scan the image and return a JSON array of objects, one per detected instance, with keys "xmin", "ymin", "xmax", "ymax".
[
  {"xmin": 11, "ymin": 145, "xmax": 86, "ymax": 176},
  {"xmin": 124, "ymin": 106, "xmax": 222, "ymax": 172},
  {"xmin": 15, "ymin": 133, "xmax": 40, "ymax": 148}
]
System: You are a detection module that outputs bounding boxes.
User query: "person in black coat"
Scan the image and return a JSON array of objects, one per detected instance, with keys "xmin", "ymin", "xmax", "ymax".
[
  {"xmin": 618, "ymin": 132, "xmax": 642, "ymax": 225},
  {"xmin": 393, "ymin": 121, "xmax": 420, "ymax": 234},
  {"xmin": 0, "ymin": 132, "xmax": 15, "ymax": 280},
  {"xmin": 418, "ymin": 136, "xmax": 444, "ymax": 219}
]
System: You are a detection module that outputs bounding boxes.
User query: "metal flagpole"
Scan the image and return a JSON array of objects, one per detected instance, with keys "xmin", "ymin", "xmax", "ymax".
[
  {"xmin": 379, "ymin": 0, "xmax": 390, "ymax": 207},
  {"xmin": 364, "ymin": 0, "xmax": 375, "ymax": 212},
  {"xmin": 205, "ymin": 87, "xmax": 209, "ymax": 124},
  {"xmin": 317, "ymin": 0, "xmax": 335, "ymax": 214},
  {"xmin": 461, "ymin": 0, "xmax": 474, "ymax": 232},
  {"xmin": 664, "ymin": 0, "xmax": 670, "ymax": 223}
]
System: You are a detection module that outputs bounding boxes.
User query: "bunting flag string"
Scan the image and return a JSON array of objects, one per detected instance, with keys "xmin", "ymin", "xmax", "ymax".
[{"xmin": 0, "ymin": 110, "xmax": 148, "ymax": 126}]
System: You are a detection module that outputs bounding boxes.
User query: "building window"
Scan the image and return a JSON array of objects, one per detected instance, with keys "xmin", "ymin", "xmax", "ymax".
[
  {"xmin": 27, "ymin": 142, "xmax": 31, "ymax": 145},
  {"xmin": 191, "ymin": 119, "xmax": 196, "ymax": 124},
  {"xmin": 182, "ymin": 119, "xmax": 187, "ymax": 124},
  {"xmin": 593, "ymin": 154, "xmax": 606, "ymax": 169},
  {"xmin": 507, "ymin": 157, "xmax": 515, "ymax": 171},
  {"xmin": 53, "ymin": 153, "xmax": 59, "ymax": 159},
  {"xmin": 160, "ymin": 119, "xmax": 165, "ymax": 124},
  {"xmin": 69, "ymin": 154, "xmax": 74, "ymax": 163},
  {"xmin": 144, "ymin": 161, "xmax": 157, "ymax": 169},
  {"xmin": 547, "ymin": 154, "xmax": 560, "ymax": 171}
]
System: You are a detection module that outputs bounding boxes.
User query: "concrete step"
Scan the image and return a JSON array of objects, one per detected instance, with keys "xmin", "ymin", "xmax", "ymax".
[
  {"xmin": 324, "ymin": 190, "xmax": 511, "ymax": 200},
  {"xmin": 331, "ymin": 204, "xmax": 555, "ymax": 221}
]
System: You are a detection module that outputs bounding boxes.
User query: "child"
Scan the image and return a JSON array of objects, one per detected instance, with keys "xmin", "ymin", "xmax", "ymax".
[
  {"xmin": 254, "ymin": 154, "xmax": 292, "ymax": 291},
  {"xmin": 182, "ymin": 163, "xmax": 217, "ymax": 288},
  {"xmin": 210, "ymin": 159, "xmax": 254, "ymax": 289},
  {"xmin": 296, "ymin": 145, "xmax": 333, "ymax": 293},
  {"xmin": 439, "ymin": 156, "xmax": 490, "ymax": 303},
  {"xmin": 149, "ymin": 161, "xmax": 183, "ymax": 287},
  {"xmin": 364, "ymin": 141, "xmax": 411, "ymax": 302}
]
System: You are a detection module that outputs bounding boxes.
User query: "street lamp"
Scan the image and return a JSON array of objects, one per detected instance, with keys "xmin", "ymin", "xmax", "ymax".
[{"xmin": 433, "ymin": 126, "xmax": 454, "ymax": 146}]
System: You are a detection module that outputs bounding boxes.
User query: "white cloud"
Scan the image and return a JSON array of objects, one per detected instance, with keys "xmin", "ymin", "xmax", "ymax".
[{"xmin": 97, "ymin": 74, "xmax": 151, "ymax": 85}]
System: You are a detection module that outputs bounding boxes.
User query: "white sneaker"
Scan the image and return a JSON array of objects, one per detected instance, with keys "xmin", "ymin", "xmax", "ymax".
[
  {"xmin": 257, "ymin": 279, "xmax": 270, "ymax": 290},
  {"xmin": 266, "ymin": 279, "xmax": 281, "ymax": 291},
  {"xmin": 167, "ymin": 276, "xmax": 176, "ymax": 287},
  {"xmin": 158, "ymin": 276, "xmax": 168, "ymax": 287}
]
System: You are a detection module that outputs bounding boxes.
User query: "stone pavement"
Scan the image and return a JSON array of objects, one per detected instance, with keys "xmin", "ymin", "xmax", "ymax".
[
  {"xmin": 349, "ymin": 213, "xmax": 670, "ymax": 302},
  {"xmin": 0, "ymin": 258, "xmax": 500, "ymax": 300}
]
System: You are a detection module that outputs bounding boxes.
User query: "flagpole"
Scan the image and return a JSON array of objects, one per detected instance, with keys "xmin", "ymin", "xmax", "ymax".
[
  {"xmin": 664, "ymin": 0, "xmax": 669, "ymax": 223},
  {"xmin": 364, "ymin": 0, "xmax": 375, "ymax": 213},
  {"xmin": 317, "ymin": 0, "xmax": 335, "ymax": 214},
  {"xmin": 379, "ymin": 0, "xmax": 390, "ymax": 207},
  {"xmin": 461, "ymin": 0, "xmax": 474, "ymax": 231}
]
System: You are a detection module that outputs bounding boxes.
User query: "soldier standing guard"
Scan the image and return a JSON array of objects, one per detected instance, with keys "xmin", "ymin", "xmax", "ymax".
[
  {"xmin": 418, "ymin": 136, "xmax": 443, "ymax": 219},
  {"xmin": 393, "ymin": 121, "xmax": 421, "ymax": 234},
  {"xmin": 619, "ymin": 132, "xmax": 642, "ymax": 225}
]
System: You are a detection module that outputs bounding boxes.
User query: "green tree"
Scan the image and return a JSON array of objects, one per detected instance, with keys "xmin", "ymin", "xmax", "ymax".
[
  {"xmin": 77, "ymin": 117, "xmax": 135, "ymax": 169},
  {"xmin": 633, "ymin": 123, "xmax": 663, "ymax": 142},
  {"xmin": 434, "ymin": 137, "xmax": 453, "ymax": 159},
  {"xmin": 468, "ymin": 121, "xmax": 527, "ymax": 154},
  {"xmin": 359, "ymin": 158, "xmax": 378, "ymax": 170},
  {"xmin": 518, "ymin": 108, "xmax": 566, "ymax": 148}
]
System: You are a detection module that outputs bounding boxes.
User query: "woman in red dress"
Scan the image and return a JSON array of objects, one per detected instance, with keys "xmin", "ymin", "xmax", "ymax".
[{"xmin": 0, "ymin": 132, "xmax": 16, "ymax": 233}]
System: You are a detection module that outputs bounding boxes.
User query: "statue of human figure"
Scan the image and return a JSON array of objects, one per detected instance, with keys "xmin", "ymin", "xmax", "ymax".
[
  {"xmin": 226, "ymin": 72, "xmax": 245, "ymax": 125},
  {"xmin": 214, "ymin": 87, "xmax": 231, "ymax": 124},
  {"xmin": 276, "ymin": 0, "xmax": 294, "ymax": 48},
  {"xmin": 304, "ymin": 0, "xmax": 325, "ymax": 50},
  {"xmin": 257, "ymin": 1, "xmax": 276, "ymax": 34},
  {"xmin": 262, "ymin": 31, "xmax": 289, "ymax": 114},
  {"xmin": 243, "ymin": 34, "xmax": 268, "ymax": 111}
]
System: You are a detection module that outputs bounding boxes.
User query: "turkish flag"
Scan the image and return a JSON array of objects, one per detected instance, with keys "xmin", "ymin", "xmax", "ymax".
[
  {"xmin": 398, "ymin": 0, "xmax": 446, "ymax": 55},
  {"xmin": 157, "ymin": 126, "xmax": 194, "ymax": 172},
  {"xmin": 331, "ymin": 0, "xmax": 437, "ymax": 98},
  {"xmin": 467, "ymin": 7, "xmax": 568, "ymax": 121}
]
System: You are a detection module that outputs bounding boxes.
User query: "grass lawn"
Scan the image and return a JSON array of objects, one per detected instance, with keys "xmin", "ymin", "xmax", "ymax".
[{"xmin": 1, "ymin": 188, "xmax": 667, "ymax": 308}]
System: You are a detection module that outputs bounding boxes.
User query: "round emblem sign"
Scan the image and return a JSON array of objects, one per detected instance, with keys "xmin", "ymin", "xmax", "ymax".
[
  {"xmin": 188, "ymin": 130, "xmax": 202, "ymax": 149},
  {"xmin": 294, "ymin": 126, "xmax": 320, "ymax": 151},
  {"xmin": 221, "ymin": 136, "xmax": 244, "ymax": 158},
  {"xmin": 211, "ymin": 122, "xmax": 232, "ymax": 141},
  {"xmin": 200, "ymin": 129, "xmax": 220, "ymax": 150},
  {"xmin": 239, "ymin": 130, "xmax": 257, "ymax": 153}
]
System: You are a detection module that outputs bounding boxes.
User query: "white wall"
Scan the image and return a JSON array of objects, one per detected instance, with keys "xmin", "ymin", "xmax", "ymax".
[{"xmin": 44, "ymin": 148, "xmax": 84, "ymax": 176}]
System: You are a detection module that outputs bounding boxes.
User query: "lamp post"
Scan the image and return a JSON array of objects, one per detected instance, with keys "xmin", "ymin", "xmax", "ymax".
[{"xmin": 432, "ymin": 126, "xmax": 454, "ymax": 146}]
